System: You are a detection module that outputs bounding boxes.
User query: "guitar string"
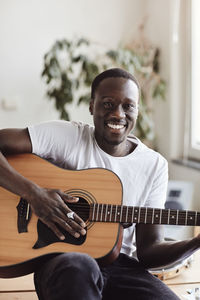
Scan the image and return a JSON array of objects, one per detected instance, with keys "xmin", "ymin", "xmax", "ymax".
[
  {"xmin": 67, "ymin": 203, "xmax": 198, "ymax": 212},
  {"xmin": 67, "ymin": 204, "xmax": 198, "ymax": 214},
  {"xmin": 63, "ymin": 204, "xmax": 199, "ymax": 223}
]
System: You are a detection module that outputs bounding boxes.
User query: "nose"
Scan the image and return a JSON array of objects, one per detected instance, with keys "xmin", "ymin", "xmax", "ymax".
[{"xmin": 111, "ymin": 104, "xmax": 125, "ymax": 119}]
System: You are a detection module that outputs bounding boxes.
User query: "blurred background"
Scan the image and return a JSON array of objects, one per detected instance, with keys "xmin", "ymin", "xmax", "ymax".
[{"xmin": 0, "ymin": 0, "xmax": 199, "ymax": 239}]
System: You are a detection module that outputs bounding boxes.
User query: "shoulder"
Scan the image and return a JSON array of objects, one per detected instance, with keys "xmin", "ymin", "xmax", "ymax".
[
  {"xmin": 129, "ymin": 135, "xmax": 168, "ymax": 169},
  {"xmin": 28, "ymin": 120, "xmax": 94, "ymax": 136}
]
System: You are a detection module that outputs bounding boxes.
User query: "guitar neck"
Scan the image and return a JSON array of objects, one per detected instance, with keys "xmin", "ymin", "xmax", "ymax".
[{"xmin": 90, "ymin": 204, "xmax": 200, "ymax": 226}]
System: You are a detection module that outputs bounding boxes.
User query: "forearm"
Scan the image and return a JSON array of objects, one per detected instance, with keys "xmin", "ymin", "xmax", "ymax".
[{"xmin": 137, "ymin": 237, "xmax": 200, "ymax": 269}]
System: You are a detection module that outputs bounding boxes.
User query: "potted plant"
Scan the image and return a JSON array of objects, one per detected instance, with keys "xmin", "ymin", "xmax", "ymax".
[{"xmin": 41, "ymin": 37, "xmax": 166, "ymax": 146}]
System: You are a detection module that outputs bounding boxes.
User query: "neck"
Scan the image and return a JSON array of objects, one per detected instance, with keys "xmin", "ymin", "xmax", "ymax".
[{"xmin": 95, "ymin": 136, "xmax": 132, "ymax": 157}]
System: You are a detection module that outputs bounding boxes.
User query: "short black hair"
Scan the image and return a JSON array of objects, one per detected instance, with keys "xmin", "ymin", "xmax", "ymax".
[{"xmin": 91, "ymin": 68, "xmax": 140, "ymax": 99}]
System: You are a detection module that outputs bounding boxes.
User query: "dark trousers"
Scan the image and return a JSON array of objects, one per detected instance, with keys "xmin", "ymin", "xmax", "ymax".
[{"xmin": 34, "ymin": 253, "xmax": 180, "ymax": 300}]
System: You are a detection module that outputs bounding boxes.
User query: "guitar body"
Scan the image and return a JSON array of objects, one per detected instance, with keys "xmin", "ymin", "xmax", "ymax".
[{"xmin": 0, "ymin": 154, "xmax": 123, "ymax": 278}]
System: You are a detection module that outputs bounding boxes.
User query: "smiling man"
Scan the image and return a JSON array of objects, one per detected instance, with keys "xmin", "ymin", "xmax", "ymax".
[
  {"xmin": 90, "ymin": 73, "xmax": 139, "ymax": 156},
  {"xmin": 1, "ymin": 68, "xmax": 200, "ymax": 300}
]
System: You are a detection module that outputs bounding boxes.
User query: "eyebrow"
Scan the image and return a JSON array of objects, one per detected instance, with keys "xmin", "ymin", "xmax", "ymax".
[
  {"xmin": 101, "ymin": 96, "xmax": 114, "ymax": 99},
  {"xmin": 101, "ymin": 95, "xmax": 138, "ymax": 103}
]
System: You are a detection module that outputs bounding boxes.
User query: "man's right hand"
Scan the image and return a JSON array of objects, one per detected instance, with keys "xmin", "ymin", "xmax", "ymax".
[{"xmin": 28, "ymin": 187, "xmax": 87, "ymax": 240}]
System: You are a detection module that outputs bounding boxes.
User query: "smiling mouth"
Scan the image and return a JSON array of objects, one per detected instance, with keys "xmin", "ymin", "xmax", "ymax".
[{"xmin": 106, "ymin": 123, "xmax": 126, "ymax": 130}]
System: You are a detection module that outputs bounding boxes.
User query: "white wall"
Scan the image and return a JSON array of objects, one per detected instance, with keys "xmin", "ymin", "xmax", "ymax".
[{"xmin": 0, "ymin": 0, "xmax": 143, "ymax": 128}]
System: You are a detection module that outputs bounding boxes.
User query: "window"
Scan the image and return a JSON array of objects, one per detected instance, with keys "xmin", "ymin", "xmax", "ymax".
[{"xmin": 189, "ymin": 0, "xmax": 200, "ymax": 160}]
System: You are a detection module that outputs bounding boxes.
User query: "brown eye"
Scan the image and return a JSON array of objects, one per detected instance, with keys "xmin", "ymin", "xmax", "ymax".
[
  {"xmin": 124, "ymin": 103, "xmax": 135, "ymax": 110},
  {"xmin": 126, "ymin": 104, "xmax": 132, "ymax": 109},
  {"xmin": 104, "ymin": 102, "xmax": 113, "ymax": 109}
]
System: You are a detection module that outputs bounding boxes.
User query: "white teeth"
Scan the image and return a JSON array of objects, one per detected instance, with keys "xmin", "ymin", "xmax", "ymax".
[{"xmin": 107, "ymin": 123, "xmax": 125, "ymax": 129}]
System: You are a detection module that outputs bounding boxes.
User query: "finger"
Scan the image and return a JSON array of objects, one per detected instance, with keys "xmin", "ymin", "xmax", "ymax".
[
  {"xmin": 56, "ymin": 190, "xmax": 79, "ymax": 203},
  {"xmin": 56, "ymin": 201, "xmax": 86, "ymax": 228},
  {"xmin": 55, "ymin": 208, "xmax": 86, "ymax": 233},
  {"xmin": 66, "ymin": 217, "xmax": 86, "ymax": 235},
  {"xmin": 66, "ymin": 196, "xmax": 79, "ymax": 203},
  {"xmin": 42, "ymin": 219, "xmax": 66, "ymax": 240},
  {"xmin": 54, "ymin": 216, "xmax": 81, "ymax": 238},
  {"xmin": 70, "ymin": 211, "xmax": 86, "ymax": 228}
]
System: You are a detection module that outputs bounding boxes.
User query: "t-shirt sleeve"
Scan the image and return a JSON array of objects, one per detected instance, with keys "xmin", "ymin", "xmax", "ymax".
[
  {"xmin": 144, "ymin": 155, "xmax": 168, "ymax": 209},
  {"xmin": 28, "ymin": 120, "xmax": 81, "ymax": 164}
]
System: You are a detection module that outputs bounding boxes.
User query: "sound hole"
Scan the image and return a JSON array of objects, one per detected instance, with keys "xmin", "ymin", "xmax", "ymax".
[
  {"xmin": 33, "ymin": 197, "xmax": 90, "ymax": 249},
  {"xmin": 67, "ymin": 196, "xmax": 90, "ymax": 222}
]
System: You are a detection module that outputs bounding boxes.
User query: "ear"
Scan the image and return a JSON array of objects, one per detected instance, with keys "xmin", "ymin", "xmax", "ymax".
[{"xmin": 89, "ymin": 100, "xmax": 94, "ymax": 115}]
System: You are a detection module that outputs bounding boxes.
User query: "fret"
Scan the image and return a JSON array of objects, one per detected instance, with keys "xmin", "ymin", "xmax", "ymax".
[
  {"xmin": 104, "ymin": 204, "xmax": 108, "ymax": 222},
  {"xmin": 144, "ymin": 207, "xmax": 147, "ymax": 224},
  {"xmin": 167, "ymin": 209, "xmax": 170, "ymax": 225},
  {"xmin": 114, "ymin": 205, "xmax": 118, "ymax": 222},
  {"xmin": 131, "ymin": 207, "xmax": 134, "ymax": 223},
  {"xmin": 126, "ymin": 206, "xmax": 129, "ymax": 223},
  {"xmin": 110, "ymin": 205, "xmax": 113, "ymax": 222},
  {"xmin": 120, "ymin": 206, "xmax": 123, "ymax": 222},
  {"xmin": 176, "ymin": 210, "xmax": 178, "ymax": 225},
  {"xmin": 152, "ymin": 208, "xmax": 154, "ymax": 224},
  {"xmin": 100, "ymin": 204, "xmax": 104, "ymax": 222},
  {"xmin": 96, "ymin": 203, "xmax": 100, "ymax": 221},
  {"xmin": 195, "ymin": 211, "xmax": 197, "ymax": 226},
  {"xmin": 185, "ymin": 210, "xmax": 188, "ymax": 226},
  {"xmin": 130, "ymin": 206, "xmax": 134, "ymax": 223},
  {"xmin": 138, "ymin": 207, "xmax": 141, "ymax": 223},
  {"xmin": 91, "ymin": 204, "xmax": 95, "ymax": 221},
  {"xmin": 159, "ymin": 209, "xmax": 162, "ymax": 224}
]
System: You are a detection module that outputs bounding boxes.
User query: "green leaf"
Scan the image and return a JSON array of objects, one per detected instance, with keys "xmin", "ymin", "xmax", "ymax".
[
  {"xmin": 76, "ymin": 38, "xmax": 89, "ymax": 47},
  {"xmin": 60, "ymin": 109, "xmax": 70, "ymax": 121},
  {"xmin": 106, "ymin": 50, "xmax": 119, "ymax": 60},
  {"xmin": 72, "ymin": 55, "xmax": 81, "ymax": 63},
  {"xmin": 152, "ymin": 79, "xmax": 166, "ymax": 100},
  {"xmin": 78, "ymin": 94, "xmax": 90, "ymax": 105}
]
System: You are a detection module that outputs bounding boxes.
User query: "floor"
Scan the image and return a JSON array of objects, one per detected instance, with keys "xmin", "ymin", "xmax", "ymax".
[
  {"xmin": 0, "ymin": 251, "xmax": 200, "ymax": 299},
  {"xmin": 164, "ymin": 251, "xmax": 200, "ymax": 299},
  {"xmin": 0, "ymin": 273, "xmax": 37, "ymax": 299}
]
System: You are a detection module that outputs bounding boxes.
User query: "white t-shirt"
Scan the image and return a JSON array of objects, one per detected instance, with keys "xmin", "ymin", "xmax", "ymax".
[{"xmin": 28, "ymin": 120, "xmax": 168, "ymax": 256}]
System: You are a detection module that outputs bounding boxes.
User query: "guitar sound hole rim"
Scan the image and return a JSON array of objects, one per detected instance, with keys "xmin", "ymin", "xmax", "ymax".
[{"xmin": 65, "ymin": 189, "xmax": 96, "ymax": 229}]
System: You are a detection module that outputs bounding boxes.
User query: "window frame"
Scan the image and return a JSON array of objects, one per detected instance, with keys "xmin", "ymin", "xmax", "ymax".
[{"xmin": 184, "ymin": 0, "xmax": 200, "ymax": 162}]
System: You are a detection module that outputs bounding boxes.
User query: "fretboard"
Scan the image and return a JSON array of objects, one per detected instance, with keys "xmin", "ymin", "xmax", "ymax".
[{"xmin": 89, "ymin": 204, "xmax": 200, "ymax": 226}]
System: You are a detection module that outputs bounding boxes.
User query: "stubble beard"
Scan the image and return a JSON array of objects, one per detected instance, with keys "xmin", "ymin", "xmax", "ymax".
[{"xmin": 103, "ymin": 134, "xmax": 126, "ymax": 146}]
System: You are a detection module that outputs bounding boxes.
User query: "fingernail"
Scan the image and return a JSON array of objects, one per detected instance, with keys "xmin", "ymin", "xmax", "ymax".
[
  {"xmin": 60, "ymin": 235, "xmax": 65, "ymax": 240},
  {"xmin": 82, "ymin": 222, "xmax": 86, "ymax": 227},
  {"xmin": 81, "ymin": 229, "xmax": 86, "ymax": 235},
  {"xmin": 75, "ymin": 232, "xmax": 80, "ymax": 238}
]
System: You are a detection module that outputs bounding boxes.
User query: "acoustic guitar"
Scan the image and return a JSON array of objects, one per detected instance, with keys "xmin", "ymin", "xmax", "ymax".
[{"xmin": 0, "ymin": 154, "xmax": 199, "ymax": 278}]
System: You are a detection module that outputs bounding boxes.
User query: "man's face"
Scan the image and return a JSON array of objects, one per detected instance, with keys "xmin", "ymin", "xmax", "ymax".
[{"xmin": 90, "ymin": 77, "xmax": 139, "ymax": 152}]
